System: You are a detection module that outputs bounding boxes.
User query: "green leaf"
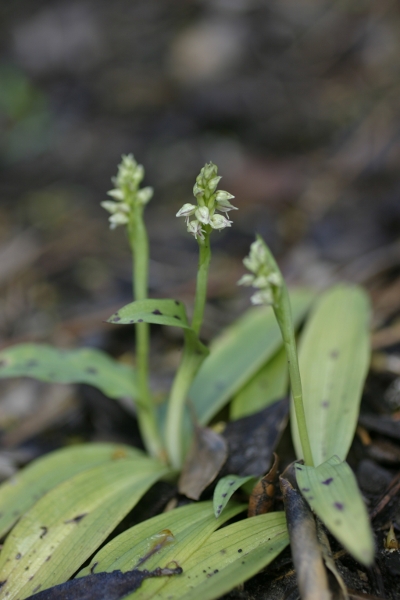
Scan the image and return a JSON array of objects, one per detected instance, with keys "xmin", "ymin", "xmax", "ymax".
[
  {"xmin": 153, "ymin": 511, "xmax": 289, "ymax": 600},
  {"xmin": 291, "ymin": 285, "xmax": 370, "ymax": 465},
  {"xmin": 107, "ymin": 298, "xmax": 190, "ymax": 329},
  {"xmin": 0, "ymin": 344, "xmax": 136, "ymax": 399},
  {"xmin": 0, "ymin": 456, "xmax": 169, "ymax": 600},
  {"xmin": 190, "ymin": 289, "xmax": 313, "ymax": 426},
  {"xmin": 78, "ymin": 501, "xmax": 245, "ymax": 594},
  {"xmin": 230, "ymin": 347, "xmax": 288, "ymax": 419},
  {"xmin": 0, "ymin": 443, "xmax": 144, "ymax": 539},
  {"xmin": 213, "ymin": 475, "xmax": 256, "ymax": 517},
  {"xmin": 295, "ymin": 456, "xmax": 374, "ymax": 566}
]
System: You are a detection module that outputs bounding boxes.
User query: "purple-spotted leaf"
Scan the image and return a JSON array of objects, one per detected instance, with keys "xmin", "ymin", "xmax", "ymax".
[
  {"xmin": 107, "ymin": 298, "xmax": 190, "ymax": 329},
  {"xmin": 0, "ymin": 456, "xmax": 169, "ymax": 600},
  {"xmin": 213, "ymin": 475, "xmax": 256, "ymax": 518},
  {"xmin": 78, "ymin": 501, "xmax": 245, "ymax": 596},
  {"xmin": 153, "ymin": 511, "xmax": 289, "ymax": 600},
  {"xmin": 0, "ymin": 443, "xmax": 145, "ymax": 539},
  {"xmin": 190, "ymin": 289, "xmax": 313, "ymax": 427},
  {"xmin": 295, "ymin": 456, "xmax": 374, "ymax": 566},
  {"xmin": 0, "ymin": 344, "xmax": 136, "ymax": 400},
  {"xmin": 291, "ymin": 285, "xmax": 370, "ymax": 465}
]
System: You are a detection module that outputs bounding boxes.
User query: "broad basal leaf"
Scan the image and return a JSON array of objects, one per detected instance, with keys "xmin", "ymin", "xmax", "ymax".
[
  {"xmin": 0, "ymin": 456, "xmax": 169, "ymax": 600},
  {"xmin": 0, "ymin": 344, "xmax": 136, "ymax": 400},
  {"xmin": 0, "ymin": 443, "xmax": 144, "ymax": 538},
  {"xmin": 213, "ymin": 475, "xmax": 256, "ymax": 518},
  {"xmin": 79, "ymin": 501, "xmax": 245, "ymax": 600},
  {"xmin": 153, "ymin": 511, "xmax": 289, "ymax": 600},
  {"xmin": 291, "ymin": 285, "xmax": 370, "ymax": 465},
  {"xmin": 190, "ymin": 289, "xmax": 313, "ymax": 427},
  {"xmin": 295, "ymin": 456, "xmax": 374, "ymax": 566},
  {"xmin": 230, "ymin": 346, "xmax": 288, "ymax": 419},
  {"xmin": 107, "ymin": 298, "xmax": 190, "ymax": 329}
]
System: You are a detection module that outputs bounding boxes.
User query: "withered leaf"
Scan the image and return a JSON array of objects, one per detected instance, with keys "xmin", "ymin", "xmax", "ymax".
[
  {"xmin": 222, "ymin": 398, "xmax": 289, "ymax": 477},
  {"xmin": 280, "ymin": 462, "xmax": 331, "ymax": 600},
  {"xmin": 25, "ymin": 565, "xmax": 182, "ymax": 600},
  {"xmin": 248, "ymin": 453, "xmax": 279, "ymax": 517},
  {"xmin": 178, "ymin": 425, "xmax": 228, "ymax": 500}
]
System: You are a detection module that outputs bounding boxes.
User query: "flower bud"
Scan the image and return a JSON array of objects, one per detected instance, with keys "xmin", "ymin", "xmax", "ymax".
[
  {"xmin": 215, "ymin": 190, "xmax": 235, "ymax": 202},
  {"xmin": 202, "ymin": 162, "xmax": 218, "ymax": 181},
  {"xmin": 251, "ymin": 289, "xmax": 274, "ymax": 306},
  {"xmin": 208, "ymin": 176, "xmax": 222, "ymax": 193}
]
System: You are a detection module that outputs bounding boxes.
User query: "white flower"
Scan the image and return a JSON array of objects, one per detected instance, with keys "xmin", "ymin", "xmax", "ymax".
[
  {"xmin": 136, "ymin": 187, "xmax": 153, "ymax": 206},
  {"xmin": 187, "ymin": 220, "xmax": 205, "ymax": 240},
  {"xmin": 209, "ymin": 214, "xmax": 232, "ymax": 230},
  {"xmin": 101, "ymin": 201, "xmax": 119, "ymax": 214},
  {"xmin": 237, "ymin": 274, "xmax": 255, "ymax": 286},
  {"xmin": 109, "ymin": 212, "xmax": 129, "ymax": 229},
  {"xmin": 107, "ymin": 189, "xmax": 125, "ymax": 201},
  {"xmin": 195, "ymin": 206, "xmax": 210, "ymax": 224},
  {"xmin": 251, "ymin": 289, "xmax": 274, "ymax": 306},
  {"xmin": 176, "ymin": 203, "xmax": 196, "ymax": 219}
]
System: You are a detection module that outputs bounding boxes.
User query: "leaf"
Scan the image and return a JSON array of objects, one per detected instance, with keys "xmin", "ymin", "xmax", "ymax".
[
  {"xmin": 294, "ymin": 456, "xmax": 374, "ymax": 566},
  {"xmin": 178, "ymin": 426, "xmax": 228, "ymax": 500},
  {"xmin": 0, "ymin": 344, "xmax": 136, "ymax": 400},
  {"xmin": 78, "ymin": 501, "xmax": 246, "ymax": 600},
  {"xmin": 107, "ymin": 299, "xmax": 190, "ymax": 329},
  {"xmin": 230, "ymin": 346, "xmax": 288, "ymax": 419},
  {"xmin": 0, "ymin": 443, "xmax": 145, "ymax": 539},
  {"xmin": 213, "ymin": 475, "xmax": 255, "ymax": 518},
  {"xmin": 190, "ymin": 289, "xmax": 313, "ymax": 427},
  {"xmin": 0, "ymin": 456, "xmax": 169, "ymax": 600},
  {"xmin": 291, "ymin": 284, "xmax": 370, "ymax": 465},
  {"xmin": 152, "ymin": 511, "xmax": 289, "ymax": 600},
  {"xmin": 25, "ymin": 566, "xmax": 183, "ymax": 600}
]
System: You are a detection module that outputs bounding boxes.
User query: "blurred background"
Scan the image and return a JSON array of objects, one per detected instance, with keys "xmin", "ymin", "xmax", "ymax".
[{"xmin": 1, "ymin": 0, "xmax": 400, "ymax": 455}]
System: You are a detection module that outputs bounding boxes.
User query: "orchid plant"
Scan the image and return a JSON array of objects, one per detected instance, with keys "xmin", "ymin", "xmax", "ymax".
[{"xmin": 0, "ymin": 156, "xmax": 374, "ymax": 600}]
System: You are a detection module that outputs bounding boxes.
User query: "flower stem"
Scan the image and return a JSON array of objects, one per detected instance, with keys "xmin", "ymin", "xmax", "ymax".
[
  {"xmin": 129, "ymin": 209, "xmax": 164, "ymax": 460},
  {"xmin": 191, "ymin": 236, "xmax": 212, "ymax": 334},
  {"xmin": 274, "ymin": 285, "xmax": 314, "ymax": 467},
  {"xmin": 165, "ymin": 235, "xmax": 211, "ymax": 469}
]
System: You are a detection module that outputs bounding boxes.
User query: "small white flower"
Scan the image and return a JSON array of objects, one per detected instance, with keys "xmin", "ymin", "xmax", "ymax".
[
  {"xmin": 251, "ymin": 289, "xmax": 274, "ymax": 306},
  {"xmin": 187, "ymin": 219, "xmax": 205, "ymax": 240},
  {"xmin": 209, "ymin": 214, "xmax": 232, "ymax": 230},
  {"xmin": 193, "ymin": 183, "xmax": 204, "ymax": 199},
  {"xmin": 267, "ymin": 272, "xmax": 282, "ymax": 287},
  {"xmin": 136, "ymin": 186, "xmax": 153, "ymax": 206},
  {"xmin": 107, "ymin": 188, "xmax": 125, "ymax": 201},
  {"xmin": 237, "ymin": 274, "xmax": 255, "ymax": 287},
  {"xmin": 109, "ymin": 212, "xmax": 129, "ymax": 229},
  {"xmin": 195, "ymin": 206, "xmax": 210, "ymax": 224},
  {"xmin": 215, "ymin": 197, "xmax": 238, "ymax": 212},
  {"xmin": 176, "ymin": 203, "xmax": 196, "ymax": 219},
  {"xmin": 101, "ymin": 200, "xmax": 120, "ymax": 214}
]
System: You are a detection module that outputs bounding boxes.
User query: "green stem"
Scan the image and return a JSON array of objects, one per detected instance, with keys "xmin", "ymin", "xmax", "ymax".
[
  {"xmin": 165, "ymin": 235, "xmax": 212, "ymax": 468},
  {"xmin": 274, "ymin": 286, "xmax": 314, "ymax": 467},
  {"xmin": 191, "ymin": 236, "xmax": 212, "ymax": 334},
  {"xmin": 129, "ymin": 209, "xmax": 164, "ymax": 460}
]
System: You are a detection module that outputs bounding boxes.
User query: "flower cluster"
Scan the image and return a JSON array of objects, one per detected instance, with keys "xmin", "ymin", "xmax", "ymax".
[
  {"xmin": 176, "ymin": 162, "xmax": 237, "ymax": 241},
  {"xmin": 101, "ymin": 154, "xmax": 153, "ymax": 229},
  {"xmin": 238, "ymin": 236, "xmax": 282, "ymax": 306}
]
